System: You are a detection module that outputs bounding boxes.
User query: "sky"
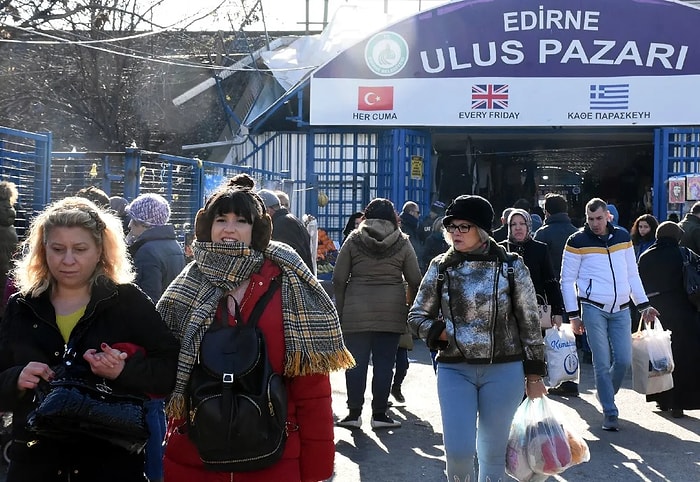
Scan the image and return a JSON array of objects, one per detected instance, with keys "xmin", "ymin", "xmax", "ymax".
[{"xmin": 159, "ymin": 0, "xmax": 451, "ymax": 31}]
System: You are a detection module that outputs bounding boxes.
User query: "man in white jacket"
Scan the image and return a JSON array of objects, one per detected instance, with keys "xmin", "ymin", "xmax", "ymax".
[{"xmin": 561, "ymin": 198, "xmax": 658, "ymax": 432}]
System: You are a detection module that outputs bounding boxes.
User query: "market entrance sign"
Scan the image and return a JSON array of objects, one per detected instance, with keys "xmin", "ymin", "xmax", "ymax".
[{"xmin": 310, "ymin": 0, "xmax": 700, "ymax": 127}]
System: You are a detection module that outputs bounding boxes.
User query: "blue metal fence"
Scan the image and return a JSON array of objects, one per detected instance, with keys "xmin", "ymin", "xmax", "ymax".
[
  {"xmin": 0, "ymin": 126, "xmax": 52, "ymax": 237},
  {"xmin": 46, "ymin": 149, "xmax": 290, "ymax": 243},
  {"xmin": 309, "ymin": 130, "xmax": 380, "ymax": 243},
  {"xmin": 2, "ymin": 125, "xmax": 433, "ymax": 248}
]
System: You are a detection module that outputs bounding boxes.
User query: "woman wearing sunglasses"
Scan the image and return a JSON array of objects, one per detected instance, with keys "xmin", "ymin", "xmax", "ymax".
[{"xmin": 408, "ymin": 195, "xmax": 546, "ymax": 482}]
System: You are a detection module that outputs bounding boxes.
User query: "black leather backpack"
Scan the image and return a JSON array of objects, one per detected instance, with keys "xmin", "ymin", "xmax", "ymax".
[{"xmin": 187, "ymin": 279, "xmax": 287, "ymax": 472}]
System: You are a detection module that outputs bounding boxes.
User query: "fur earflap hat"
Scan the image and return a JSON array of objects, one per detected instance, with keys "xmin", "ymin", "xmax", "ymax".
[
  {"xmin": 443, "ymin": 195, "xmax": 494, "ymax": 234},
  {"xmin": 127, "ymin": 193, "xmax": 171, "ymax": 226}
]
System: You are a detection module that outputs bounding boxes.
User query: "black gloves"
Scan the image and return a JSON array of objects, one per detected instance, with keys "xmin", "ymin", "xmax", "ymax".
[{"xmin": 426, "ymin": 320, "xmax": 448, "ymax": 351}]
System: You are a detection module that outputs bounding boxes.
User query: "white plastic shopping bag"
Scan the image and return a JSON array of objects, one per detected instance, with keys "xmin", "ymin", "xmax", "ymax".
[
  {"xmin": 631, "ymin": 317, "xmax": 674, "ymax": 395},
  {"xmin": 506, "ymin": 397, "xmax": 590, "ymax": 481},
  {"xmin": 543, "ymin": 325, "xmax": 580, "ymax": 388}
]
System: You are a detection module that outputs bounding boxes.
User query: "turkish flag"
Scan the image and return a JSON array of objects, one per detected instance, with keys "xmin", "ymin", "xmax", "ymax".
[{"xmin": 358, "ymin": 86, "xmax": 394, "ymax": 111}]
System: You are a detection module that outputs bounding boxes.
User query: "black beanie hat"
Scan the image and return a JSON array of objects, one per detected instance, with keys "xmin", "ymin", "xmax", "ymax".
[{"xmin": 443, "ymin": 195, "xmax": 494, "ymax": 234}]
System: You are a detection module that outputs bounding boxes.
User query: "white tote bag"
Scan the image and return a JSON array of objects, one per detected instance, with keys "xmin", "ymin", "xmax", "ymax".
[
  {"xmin": 631, "ymin": 317, "xmax": 675, "ymax": 395},
  {"xmin": 544, "ymin": 325, "xmax": 580, "ymax": 387}
]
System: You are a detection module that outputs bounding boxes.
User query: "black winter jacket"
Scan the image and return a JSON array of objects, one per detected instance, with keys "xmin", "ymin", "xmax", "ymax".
[
  {"xmin": 400, "ymin": 212, "xmax": 424, "ymax": 262},
  {"xmin": 679, "ymin": 213, "xmax": 700, "ymax": 256},
  {"xmin": 533, "ymin": 212, "xmax": 578, "ymax": 276},
  {"xmin": 0, "ymin": 196, "xmax": 17, "ymax": 317},
  {"xmin": 271, "ymin": 208, "xmax": 314, "ymax": 270},
  {"xmin": 0, "ymin": 278, "xmax": 179, "ymax": 480},
  {"xmin": 499, "ymin": 238, "xmax": 564, "ymax": 315}
]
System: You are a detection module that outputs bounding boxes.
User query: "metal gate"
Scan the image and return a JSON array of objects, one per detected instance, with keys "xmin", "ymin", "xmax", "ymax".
[
  {"xmin": 307, "ymin": 128, "xmax": 431, "ymax": 244},
  {"xmin": 3, "ymin": 125, "xmax": 432, "ymax": 248},
  {"xmin": 309, "ymin": 129, "xmax": 379, "ymax": 243},
  {"xmin": 0, "ymin": 126, "xmax": 52, "ymax": 237}
]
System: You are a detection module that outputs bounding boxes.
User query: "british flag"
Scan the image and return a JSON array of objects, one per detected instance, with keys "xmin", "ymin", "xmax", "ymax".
[{"xmin": 471, "ymin": 84, "xmax": 509, "ymax": 110}]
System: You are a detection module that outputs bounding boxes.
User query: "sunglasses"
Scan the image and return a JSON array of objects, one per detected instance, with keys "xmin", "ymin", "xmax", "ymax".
[{"xmin": 445, "ymin": 223, "xmax": 473, "ymax": 234}]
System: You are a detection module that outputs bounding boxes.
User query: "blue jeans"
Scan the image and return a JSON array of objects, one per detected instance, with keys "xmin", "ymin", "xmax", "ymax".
[
  {"xmin": 343, "ymin": 331, "xmax": 400, "ymax": 414},
  {"xmin": 393, "ymin": 347, "xmax": 409, "ymax": 387},
  {"xmin": 581, "ymin": 304, "xmax": 632, "ymax": 417},
  {"xmin": 144, "ymin": 398, "xmax": 166, "ymax": 480},
  {"xmin": 437, "ymin": 361, "xmax": 524, "ymax": 482}
]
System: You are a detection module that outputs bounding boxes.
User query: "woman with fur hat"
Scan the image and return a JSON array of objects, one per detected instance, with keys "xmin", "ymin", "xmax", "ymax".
[
  {"xmin": 333, "ymin": 198, "xmax": 422, "ymax": 429},
  {"xmin": 638, "ymin": 221, "xmax": 700, "ymax": 418},
  {"xmin": 157, "ymin": 174, "xmax": 354, "ymax": 482},
  {"xmin": 408, "ymin": 195, "xmax": 547, "ymax": 482}
]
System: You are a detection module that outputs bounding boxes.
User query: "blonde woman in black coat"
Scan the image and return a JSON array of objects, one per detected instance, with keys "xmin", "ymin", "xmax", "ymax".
[{"xmin": 0, "ymin": 197, "xmax": 179, "ymax": 482}]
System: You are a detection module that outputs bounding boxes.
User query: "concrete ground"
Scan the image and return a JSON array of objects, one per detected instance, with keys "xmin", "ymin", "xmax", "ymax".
[
  {"xmin": 0, "ymin": 341, "xmax": 696, "ymax": 481},
  {"xmin": 327, "ymin": 342, "xmax": 700, "ymax": 481}
]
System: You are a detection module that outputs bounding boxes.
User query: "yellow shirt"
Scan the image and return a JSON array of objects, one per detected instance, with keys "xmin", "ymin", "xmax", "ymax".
[{"xmin": 56, "ymin": 307, "xmax": 86, "ymax": 343}]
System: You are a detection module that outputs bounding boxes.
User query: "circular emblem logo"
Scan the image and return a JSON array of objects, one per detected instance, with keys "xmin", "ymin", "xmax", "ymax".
[
  {"xmin": 564, "ymin": 352, "xmax": 579, "ymax": 375},
  {"xmin": 364, "ymin": 31, "xmax": 409, "ymax": 77}
]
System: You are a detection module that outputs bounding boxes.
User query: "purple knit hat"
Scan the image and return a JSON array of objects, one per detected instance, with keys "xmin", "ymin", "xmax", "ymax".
[{"xmin": 127, "ymin": 193, "xmax": 171, "ymax": 226}]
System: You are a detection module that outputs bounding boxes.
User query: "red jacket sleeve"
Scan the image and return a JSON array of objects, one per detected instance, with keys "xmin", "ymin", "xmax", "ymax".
[{"xmin": 288, "ymin": 373, "xmax": 334, "ymax": 482}]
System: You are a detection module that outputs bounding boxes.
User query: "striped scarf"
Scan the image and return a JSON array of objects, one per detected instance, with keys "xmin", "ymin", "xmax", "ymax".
[{"xmin": 157, "ymin": 240, "xmax": 355, "ymax": 418}]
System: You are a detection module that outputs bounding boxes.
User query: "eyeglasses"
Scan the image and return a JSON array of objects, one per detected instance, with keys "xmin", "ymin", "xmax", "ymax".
[{"xmin": 445, "ymin": 223, "xmax": 473, "ymax": 234}]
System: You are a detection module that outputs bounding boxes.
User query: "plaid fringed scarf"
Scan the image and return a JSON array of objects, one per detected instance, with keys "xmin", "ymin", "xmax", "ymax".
[{"xmin": 157, "ymin": 241, "xmax": 355, "ymax": 418}]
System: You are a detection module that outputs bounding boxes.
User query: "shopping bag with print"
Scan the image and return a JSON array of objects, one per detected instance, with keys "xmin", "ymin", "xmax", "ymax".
[{"xmin": 543, "ymin": 325, "xmax": 579, "ymax": 388}]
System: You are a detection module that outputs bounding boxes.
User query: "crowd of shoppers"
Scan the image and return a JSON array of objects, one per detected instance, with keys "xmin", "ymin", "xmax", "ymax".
[{"xmin": 2, "ymin": 176, "xmax": 700, "ymax": 482}]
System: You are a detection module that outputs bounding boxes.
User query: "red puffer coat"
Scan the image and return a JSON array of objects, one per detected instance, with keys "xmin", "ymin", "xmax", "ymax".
[{"xmin": 163, "ymin": 260, "xmax": 335, "ymax": 482}]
